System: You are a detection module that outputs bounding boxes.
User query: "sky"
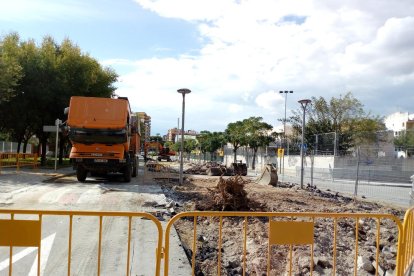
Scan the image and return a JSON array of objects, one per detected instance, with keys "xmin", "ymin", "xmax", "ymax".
[{"xmin": 1, "ymin": 0, "xmax": 414, "ymax": 135}]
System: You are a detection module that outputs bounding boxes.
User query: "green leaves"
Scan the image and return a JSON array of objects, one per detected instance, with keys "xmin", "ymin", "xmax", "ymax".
[
  {"xmin": 289, "ymin": 92, "xmax": 386, "ymax": 153},
  {"xmin": 0, "ymin": 33, "xmax": 23, "ymax": 104},
  {"xmin": 198, "ymin": 131, "xmax": 225, "ymax": 156},
  {"xmin": 0, "ymin": 33, "xmax": 118, "ymax": 157}
]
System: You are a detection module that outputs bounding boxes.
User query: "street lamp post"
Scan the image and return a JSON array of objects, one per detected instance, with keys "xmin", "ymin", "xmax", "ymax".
[
  {"xmin": 298, "ymin": 99, "xmax": 311, "ymax": 189},
  {"xmin": 177, "ymin": 88, "xmax": 191, "ymax": 185},
  {"xmin": 279, "ymin": 90, "xmax": 293, "ymax": 174}
]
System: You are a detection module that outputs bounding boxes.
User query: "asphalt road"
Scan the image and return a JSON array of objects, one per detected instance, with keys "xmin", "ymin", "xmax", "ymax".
[{"xmin": 0, "ymin": 167, "xmax": 191, "ymax": 276}]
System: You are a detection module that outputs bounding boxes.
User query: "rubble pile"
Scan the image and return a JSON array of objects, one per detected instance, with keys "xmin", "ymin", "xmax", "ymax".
[
  {"xmin": 184, "ymin": 162, "xmax": 228, "ymax": 176},
  {"xmin": 161, "ymin": 174, "xmax": 406, "ymax": 275}
]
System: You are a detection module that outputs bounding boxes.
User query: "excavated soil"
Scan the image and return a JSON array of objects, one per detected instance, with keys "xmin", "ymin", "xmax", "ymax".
[{"xmin": 160, "ymin": 175, "xmax": 406, "ymax": 276}]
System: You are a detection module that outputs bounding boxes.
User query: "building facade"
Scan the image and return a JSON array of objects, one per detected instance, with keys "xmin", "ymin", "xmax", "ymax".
[
  {"xmin": 166, "ymin": 128, "xmax": 198, "ymax": 142},
  {"xmin": 384, "ymin": 112, "xmax": 414, "ymax": 137},
  {"xmin": 137, "ymin": 112, "xmax": 151, "ymax": 142}
]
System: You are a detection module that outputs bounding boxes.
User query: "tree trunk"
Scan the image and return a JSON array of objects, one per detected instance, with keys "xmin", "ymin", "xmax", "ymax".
[
  {"xmin": 59, "ymin": 134, "xmax": 64, "ymax": 165},
  {"xmin": 252, "ymin": 148, "xmax": 258, "ymax": 170},
  {"xmin": 17, "ymin": 141, "xmax": 22, "ymax": 153},
  {"xmin": 233, "ymin": 147, "xmax": 238, "ymax": 163},
  {"xmin": 23, "ymin": 139, "xmax": 28, "ymax": 154},
  {"xmin": 40, "ymin": 135, "xmax": 48, "ymax": 166}
]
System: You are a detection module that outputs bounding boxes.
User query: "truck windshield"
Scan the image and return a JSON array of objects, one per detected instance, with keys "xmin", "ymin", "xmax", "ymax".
[{"xmin": 69, "ymin": 128, "xmax": 127, "ymax": 144}]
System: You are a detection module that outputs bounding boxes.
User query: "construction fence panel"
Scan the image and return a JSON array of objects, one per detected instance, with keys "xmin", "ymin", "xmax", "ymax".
[
  {"xmin": 0, "ymin": 152, "xmax": 38, "ymax": 174},
  {"xmin": 1, "ymin": 209, "xmax": 414, "ymax": 275},
  {"xmin": 401, "ymin": 208, "xmax": 414, "ymax": 275},
  {"xmin": 163, "ymin": 211, "xmax": 405, "ymax": 276},
  {"xmin": 0, "ymin": 210, "xmax": 163, "ymax": 276}
]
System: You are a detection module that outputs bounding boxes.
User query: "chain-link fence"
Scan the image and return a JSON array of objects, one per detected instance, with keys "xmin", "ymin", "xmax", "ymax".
[{"xmin": 216, "ymin": 130, "xmax": 414, "ymax": 207}]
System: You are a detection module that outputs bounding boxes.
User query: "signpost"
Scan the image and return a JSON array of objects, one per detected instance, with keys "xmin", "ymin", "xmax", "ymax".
[{"xmin": 43, "ymin": 119, "xmax": 62, "ymax": 171}]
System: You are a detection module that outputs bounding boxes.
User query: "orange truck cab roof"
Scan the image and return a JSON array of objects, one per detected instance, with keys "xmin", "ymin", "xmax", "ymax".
[{"xmin": 67, "ymin": 96, "xmax": 130, "ymax": 129}]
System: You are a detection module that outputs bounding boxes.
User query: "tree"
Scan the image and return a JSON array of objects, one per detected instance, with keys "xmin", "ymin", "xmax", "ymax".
[
  {"xmin": 184, "ymin": 139, "xmax": 198, "ymax": 159},
  {"xmin": 149, "ymin": 136, "xmax": 163, "ymax": 142},
  {"xmin": 225, "ymin": 121, "xmax": 247, "ymax": 162},
  {"xmin": 243, "ymin": 117, "xmax": 273, "ymax": 169},
  {"xmin": 0, "ymin": 33, "xmax": 118, "ymax": 164},
  {"xmin": 394, "ymin": 131, "xmax": 414, "ymax": 157},
  {"xmin": 198, "ymin": 131, "xmax": 225, "ymax": 161},
  {"xmin": 289, "ymin": 92, "xmax": 385, "ymax": 154},
  {"xmin": 197, "ymin": 131, "xmax": 211, "ymax": 161}
]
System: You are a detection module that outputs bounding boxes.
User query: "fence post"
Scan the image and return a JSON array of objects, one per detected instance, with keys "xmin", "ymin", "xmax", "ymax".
[
  {"xmin": 311, "ymin": 150, "xmax": 314, "ymax": 188},
  {"xmin": 16, "ymin": 153, "xmax": 20, "ymax": 172},
  {"xmin": 354, "ymin": 147, "xmax": 360, "ymax": 197}
]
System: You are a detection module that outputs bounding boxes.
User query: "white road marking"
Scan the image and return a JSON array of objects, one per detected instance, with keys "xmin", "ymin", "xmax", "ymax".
[
  {"xmin": 28, "ymin": 233, "xmax": 56, "ymax": 276},
  {"xmin": 0, "ymin": 233, "xmax": 56, "ymax": 272},
  {"xmin": 0, "ymin": 247, "xmax": 37, "ymax": 271}
]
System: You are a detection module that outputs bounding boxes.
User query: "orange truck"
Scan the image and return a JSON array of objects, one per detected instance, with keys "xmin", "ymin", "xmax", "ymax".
[
  {"xmin": 144, "ymin": 141, "xmax": 176, "ymax": 162},
  {"xmin": 65, "ymin": 96, "xmax": 140, "ymax": 182}
]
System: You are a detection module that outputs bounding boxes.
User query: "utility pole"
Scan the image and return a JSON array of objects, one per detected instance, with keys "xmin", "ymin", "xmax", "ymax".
[
  {"xmin": 177, "ymin": 88, "xmax": 191, "ymax": 185},
  {"xmin": 298, "ymin": 99, "xmax": 311, "ymax": 189}
]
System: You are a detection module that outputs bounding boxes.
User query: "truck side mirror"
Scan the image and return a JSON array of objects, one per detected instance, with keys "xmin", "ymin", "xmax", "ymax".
[{"xmin": 64, "ymin": 107, "xmax": 69, "ymax": 115}]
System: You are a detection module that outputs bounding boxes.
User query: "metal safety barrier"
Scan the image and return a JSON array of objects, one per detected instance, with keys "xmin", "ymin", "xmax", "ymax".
[
  {"xmin": 1, "ymin": 209, "xmax": 413, "ymax": 275},
  {"xmin": 164, "ymin": 211, "xmax": 406, "ymax": 276},
  {"xmin": 0, "ymin": 152, "xmax": 38, "ymax": 174},
  {"xmin": 401, "ymin": 207, "xmax": 414, "ymax": 275},
  {"xmin": 0, "ymin": 210, "xmax": 163, "ymax": 276}
]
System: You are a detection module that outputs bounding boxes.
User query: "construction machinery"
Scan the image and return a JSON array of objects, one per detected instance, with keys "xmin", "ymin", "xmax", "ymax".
[
  {"xmin": 144, "ymin": 141, "xmax": 176, "ymax": 162},
  {"xmin": 230, "ymin": 161, "xmax": 248, "ymax": 176},
  {"xmin": 256, "ymin": 164, "xmax": 278, "ymax": 186},
  {"xmin": 65, "ymin": 96, "xmax": 140, "ymax": 182}
]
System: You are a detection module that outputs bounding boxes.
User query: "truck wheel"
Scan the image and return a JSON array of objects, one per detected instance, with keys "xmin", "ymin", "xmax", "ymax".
[
  {"xmin": 77, "ymin": 167, "xmax": 87, "ymax": 182},
  {"xmin": 132, "ymin": 157, "xmax": 137, "ymax": 177},
  {"xmin": 123, "ymin": 164, "xmax": 132, "ymax": 182}
]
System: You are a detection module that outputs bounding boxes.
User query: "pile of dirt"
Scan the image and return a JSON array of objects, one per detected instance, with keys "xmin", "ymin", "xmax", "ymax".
[
  {"xmin": 212, "ymin": 176, "xmax": 249, "ymax": 211},
  {"xmin": 161, "ymin": 176, "xmax": 406, "ymax": 275}
]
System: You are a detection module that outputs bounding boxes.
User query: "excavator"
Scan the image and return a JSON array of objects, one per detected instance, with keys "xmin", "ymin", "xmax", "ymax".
[{"xmin": 143, "ymin": 141, "xmax": 176, "ymax": 162}]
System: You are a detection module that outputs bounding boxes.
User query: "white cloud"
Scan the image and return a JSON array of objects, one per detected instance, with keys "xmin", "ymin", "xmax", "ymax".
[
  {"xmin": 255, "ymin": 91, "xmax": 284, "ymax": 111},
  {"xmin": 118, "ymin": 0, "xmax": 414, "ymax": 133}
]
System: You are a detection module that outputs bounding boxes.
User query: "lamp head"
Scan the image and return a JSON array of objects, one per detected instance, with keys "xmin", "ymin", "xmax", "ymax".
[
  {"xmin": 298, "ymin": 99, "xmax": 311, "ymax": 105},
  {"xmin": 177, "ymin": 88, "xmax": 191, "ymax": 95}
]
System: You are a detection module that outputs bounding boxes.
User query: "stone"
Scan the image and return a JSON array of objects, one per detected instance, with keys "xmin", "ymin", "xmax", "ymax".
[
  {"xmin": 297, "ymin": 255, "xmax": 311, "ymax": 270},
  {"xmin": 357, "ymin": 256, "xmax": 375, "ymax": 274},
  {"xmin": 384, "ymin": 269, "xmax": 395, "ymax": 276},
  {"xmin": 372, "ymin": 261, "xmax": 385, "ymax": 276},
  {"xmin": 165, "ymin": 200, "xmax": 175, "ymax": 208},
  {"xmin": 316, "ymin": 256, "xmax": 332, "ymax": 268}
]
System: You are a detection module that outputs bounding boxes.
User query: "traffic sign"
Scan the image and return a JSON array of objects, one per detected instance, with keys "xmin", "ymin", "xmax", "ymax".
[
  {"xmin": 43, "ymin": 126, "xmax": 62, "ymax": 132},
  {"xmin": 277, "ymin": 148, "xmax": 284, "ymax": 157}
]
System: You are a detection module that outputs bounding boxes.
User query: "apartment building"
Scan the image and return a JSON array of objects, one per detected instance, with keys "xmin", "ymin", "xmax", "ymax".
[
  {"xmin": 137, "ymin": 112, "xmax": 151, "ymax": 142},
  {"xmin": 384, "ymin": 112, "xmax": 414, "ymax": 136}
]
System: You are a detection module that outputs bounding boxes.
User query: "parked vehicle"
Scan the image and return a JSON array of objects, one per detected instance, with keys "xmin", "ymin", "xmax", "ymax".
[{"xmin": 65, "ymin": 96, "xmax": 140, "ymax": 182}]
